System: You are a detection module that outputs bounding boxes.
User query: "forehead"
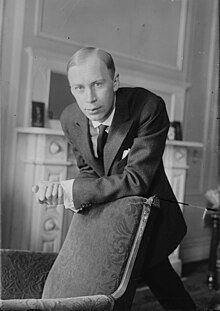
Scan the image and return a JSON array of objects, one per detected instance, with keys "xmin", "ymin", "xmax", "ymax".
[{"xmin": 68, "ymin": 55, "xmax": 111, "ymax": 84}]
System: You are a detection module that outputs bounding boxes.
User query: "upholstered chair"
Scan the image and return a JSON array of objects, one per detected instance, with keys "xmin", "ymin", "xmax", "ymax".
[{"xmin": 1, "ymin": 195, "xmax": 160, "ymax": 311}]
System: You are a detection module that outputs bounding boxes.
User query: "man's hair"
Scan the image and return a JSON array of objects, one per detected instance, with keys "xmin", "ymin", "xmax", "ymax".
[{"xmin": 67, "ymin": 47, "xmax": 116, "ymax": 79}]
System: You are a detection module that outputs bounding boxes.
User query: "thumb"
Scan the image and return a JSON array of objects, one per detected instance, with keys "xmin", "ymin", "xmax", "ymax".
[{"xmin": 32, "ymin": 185, "xmax": 39, "ymax": 193}]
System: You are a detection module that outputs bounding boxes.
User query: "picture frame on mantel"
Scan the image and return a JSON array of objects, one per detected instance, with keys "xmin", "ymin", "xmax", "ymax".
[
  {"xmin": 32, "ymin": 101, "xmax": 45, "ymax": 127},
  {"xmin": 168, "ymin": 121, "xmax": 183, "ymax": 141}
]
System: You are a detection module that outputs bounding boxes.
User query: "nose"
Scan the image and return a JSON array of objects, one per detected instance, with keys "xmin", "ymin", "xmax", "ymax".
[{"xmin": 86, "ymin": 87, "xmax": 97, "ymax": 103}]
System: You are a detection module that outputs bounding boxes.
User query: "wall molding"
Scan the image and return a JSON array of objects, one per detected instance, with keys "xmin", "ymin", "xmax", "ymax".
[
  {"xmin": 34, "ymin": 0, "xmax": 188, "ymax": 73},
  {"xmin": 199, "ymin": 0, "xmax": 219, "ymax": 192},
  {"xmin": 24, "ymin": 47, "xmax": 69, "ymax": 127},
  {"xmin": 2, "ymin": 0, "xmax": 26, "ymax": 248}
]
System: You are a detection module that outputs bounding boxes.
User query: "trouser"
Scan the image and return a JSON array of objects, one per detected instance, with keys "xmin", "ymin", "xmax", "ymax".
[{"xmin": 143, "ymin": 258, "xmax": 196, "ymax": 310}]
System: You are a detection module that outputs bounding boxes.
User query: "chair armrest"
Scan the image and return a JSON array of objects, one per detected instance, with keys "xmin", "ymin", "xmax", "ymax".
[
  {"xmin": 0, "ymin": 295, "xmax": 114, "ymax": 311},
  {"xmin": 1, "ymin": 249, "xmax": 57, "ymax": 299}
]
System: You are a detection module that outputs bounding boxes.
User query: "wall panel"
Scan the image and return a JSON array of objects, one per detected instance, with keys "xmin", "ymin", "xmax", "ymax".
[{"xmin": 35, "ymin": 0, "xmax": 187, "ymax": 72}]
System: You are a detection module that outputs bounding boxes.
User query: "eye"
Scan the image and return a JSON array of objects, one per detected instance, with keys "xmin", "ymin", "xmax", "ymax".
[
  {"xmin": 72, "ymin": 85, "xmax": 84, "ymax": 92},
  {"xmin": 94, "ymin": 81, "xmax": 103, "ymax": 87}
]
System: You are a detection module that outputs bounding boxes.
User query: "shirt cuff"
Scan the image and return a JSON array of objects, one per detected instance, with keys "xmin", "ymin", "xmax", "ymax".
[{"xmin": 60, "ymin": 179, "xmax": 79, "ymax": 212}]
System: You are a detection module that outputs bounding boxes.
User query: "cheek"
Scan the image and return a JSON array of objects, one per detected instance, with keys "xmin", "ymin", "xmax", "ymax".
[
  {"xmin": 100, "ymin": 89, "xmax": 113, "ymax": 103},
  {"xmin": 73, "ymin": 94, "xmax": 85, "ymax": 108}
]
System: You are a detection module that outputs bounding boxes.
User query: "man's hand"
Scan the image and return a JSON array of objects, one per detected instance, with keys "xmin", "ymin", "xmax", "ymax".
[{"xmin": 32, "ymin": 181, "xmax": 64, "ymax": 206}]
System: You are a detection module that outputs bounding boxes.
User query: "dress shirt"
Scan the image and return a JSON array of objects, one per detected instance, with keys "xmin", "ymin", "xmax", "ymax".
[{"xmin": 90, "ymin": 106, "xmax": 115, "ymax": 157}]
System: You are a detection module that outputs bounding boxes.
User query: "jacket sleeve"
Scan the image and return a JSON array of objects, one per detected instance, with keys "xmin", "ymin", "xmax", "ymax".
[{"xmin": 71, "ymin": 94, "xmax": 170, "ymax": 210}]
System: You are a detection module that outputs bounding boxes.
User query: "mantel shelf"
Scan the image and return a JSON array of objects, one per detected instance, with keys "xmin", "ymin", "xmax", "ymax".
[
  {"xmin": 166, "ymin": 140, "xmax": 203, "ymax": 148},
  {"xmin": 16, "ymin": 127, "xmax": 204, "ymax": 148},
  {"xmin": 16, "ymin": 127, "xmax": 63, "ymax": 136}
]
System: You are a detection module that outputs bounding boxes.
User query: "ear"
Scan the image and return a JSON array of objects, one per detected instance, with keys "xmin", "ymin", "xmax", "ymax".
[{"xmin": 113, "ymin": 73, "xmax": 120, "ymax": 92}]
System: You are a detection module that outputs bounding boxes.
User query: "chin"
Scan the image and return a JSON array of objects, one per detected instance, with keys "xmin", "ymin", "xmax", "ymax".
[
  {"xmin": 89, "ymin": 115, "xmax": 104, "ymax": 122},
  {"xmin": 87, "ymin": 116, "xmax": 100, "ymax": 122}
]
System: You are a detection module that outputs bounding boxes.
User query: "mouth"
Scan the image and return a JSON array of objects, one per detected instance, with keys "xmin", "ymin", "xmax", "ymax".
[{"xmin": 86, "ymin": 107, "xmax": 101, "ymax": 114}]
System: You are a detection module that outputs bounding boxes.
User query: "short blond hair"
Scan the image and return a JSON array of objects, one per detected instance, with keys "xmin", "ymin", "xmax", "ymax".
[{"xmin": 67, "ymin": 47, "xmax": 116, "ymax": 79}]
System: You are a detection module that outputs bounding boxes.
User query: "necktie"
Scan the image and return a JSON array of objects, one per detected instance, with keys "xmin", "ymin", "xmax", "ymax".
[{"xmin": 97, "ymin": 124, "xmax": 108, "ymax": 160}]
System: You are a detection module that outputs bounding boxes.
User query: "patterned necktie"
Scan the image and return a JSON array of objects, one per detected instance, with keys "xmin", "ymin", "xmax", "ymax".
[{"xmin": 97, "ymin": 124, "xmax": 108, "ymax": 160}]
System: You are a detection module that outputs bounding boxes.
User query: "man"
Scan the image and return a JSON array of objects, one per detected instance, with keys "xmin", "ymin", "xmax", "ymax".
[{"xmin": 34, "ymin": 47, "xmax": 196, "ymax": 310}]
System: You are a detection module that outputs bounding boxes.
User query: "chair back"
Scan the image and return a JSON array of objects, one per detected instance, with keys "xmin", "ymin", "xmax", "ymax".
[{"xmin": 42, "ymin": 196, "xmax": 160, "ymax": 309}]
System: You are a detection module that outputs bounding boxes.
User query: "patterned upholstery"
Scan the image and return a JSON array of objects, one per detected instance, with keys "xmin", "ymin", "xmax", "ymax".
[
  {"xmin": 43, "ymin": 196, "xmax": 151, "ymax": 298},
  {"xmin": 0, "ymin": 196, "xmax": 160, "ymax": 311},
  {"xmin": 1, "ymin": 250, "xmax": 57, "ymax": 299}
]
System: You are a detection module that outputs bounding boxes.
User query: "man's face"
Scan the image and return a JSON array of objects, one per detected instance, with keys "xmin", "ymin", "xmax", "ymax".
[{"xmin": 68, "ymin": 55, "xmax": 119, "ymax": 123}]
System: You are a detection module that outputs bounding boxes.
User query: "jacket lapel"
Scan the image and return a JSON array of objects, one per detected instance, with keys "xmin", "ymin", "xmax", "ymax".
[
  {"xmin": 71, "ymin": 90, "xmax": 133, "ymax": 176},
  {"xmin": 104, "ymin": 92, "xmax": 133, "ymax": 175},
  {"xmin": 72, "ymin": 115, "xmax": 104, "ymax": 177}
]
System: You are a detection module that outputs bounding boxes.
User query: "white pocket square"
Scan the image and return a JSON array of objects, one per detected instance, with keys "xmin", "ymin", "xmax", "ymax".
[{"xmin": 122, "ymin": 148, "xmax": 130, "ymax": 159}]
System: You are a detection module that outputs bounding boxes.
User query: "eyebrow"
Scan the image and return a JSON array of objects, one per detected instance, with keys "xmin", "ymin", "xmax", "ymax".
[{"xmin": 71, "ymin": 79, "xmax": 106, "ymax": 87}]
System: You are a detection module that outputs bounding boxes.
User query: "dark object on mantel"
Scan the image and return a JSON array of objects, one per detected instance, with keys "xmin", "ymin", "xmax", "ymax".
[
  {"xmin": 32, "ymin": 101, "xmax": 45, "ymax": 127},
  {"xmin": 167, "ymin": 121, "xmax": 183, "ymax": 141}
]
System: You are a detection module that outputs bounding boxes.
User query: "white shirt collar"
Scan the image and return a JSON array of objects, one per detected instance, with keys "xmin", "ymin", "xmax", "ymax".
[{"xmin": 92, "ymin": 98, "xmax": 116, "ymax": 129}]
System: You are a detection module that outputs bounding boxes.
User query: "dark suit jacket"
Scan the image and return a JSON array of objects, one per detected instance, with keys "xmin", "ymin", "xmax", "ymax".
[{"xmin": 60, "ymin": 87, "xmax": 187, "ymax": 267}]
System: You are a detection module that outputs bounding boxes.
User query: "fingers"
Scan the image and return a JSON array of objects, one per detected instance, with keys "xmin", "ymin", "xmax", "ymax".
[
  {"xmin": 38, "ymin": 183, "xmax": 48, "ymax": 202},
  {"xmin": 32, "ymin": 181, "xmax": 64, "ymax": 206},
  {"xmin": 45, "ymin": 183, "xmax": 54, "ymax": 202},
  {"xmin": 58, "ymin": 185, "xmax": 63, "ymax": 205},
  {"xmin": 52, "ymin": 183, "xmax": 59, "ymax": 197}
]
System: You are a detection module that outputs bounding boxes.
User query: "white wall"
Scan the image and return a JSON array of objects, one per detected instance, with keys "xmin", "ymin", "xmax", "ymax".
[{"xmin": 1, "ymin": 0, "xmax": 219, "ymax": 262}]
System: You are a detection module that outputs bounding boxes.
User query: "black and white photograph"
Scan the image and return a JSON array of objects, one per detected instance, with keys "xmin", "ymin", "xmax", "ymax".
[{"xmin": 1, "ymin": 0, "xmax": 219, "ymax": 310}]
